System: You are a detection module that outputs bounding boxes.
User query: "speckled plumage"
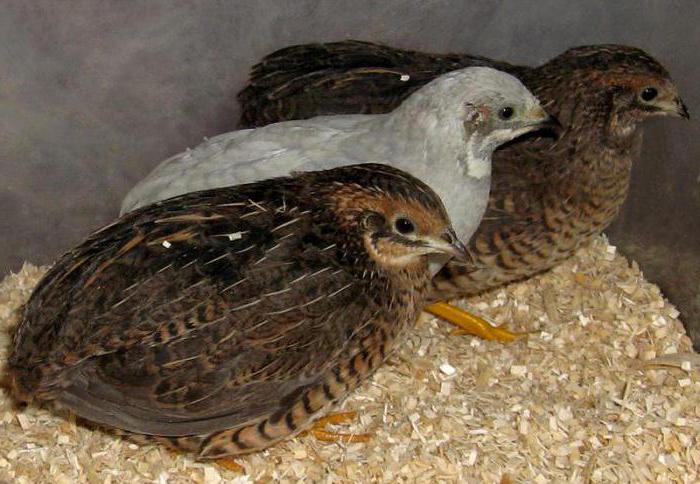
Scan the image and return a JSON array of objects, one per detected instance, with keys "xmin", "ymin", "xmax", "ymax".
[
  {"xmin": 8, "ymin": 163, "xmax": 466, "ymax": 459},
  {"xmin": 121, "ymin": 67, "xmax": 554, "ymax": 247},
  {"xmin": 237, "ymin": 41, "xmax": 688, "ymax": 300}
]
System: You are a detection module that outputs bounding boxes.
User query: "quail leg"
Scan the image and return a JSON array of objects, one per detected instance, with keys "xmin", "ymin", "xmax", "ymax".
[
  {"xmin": 424, "ymin": 302, "xmax": 525, "ymax": 342},
  {"xmin": 301, "ymin": 411, "xmax": 370, "ymax": 443}
]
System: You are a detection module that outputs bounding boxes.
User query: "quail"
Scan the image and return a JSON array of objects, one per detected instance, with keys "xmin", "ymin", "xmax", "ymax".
[
  {"xmin": 236, "ymin": 41, "xmax": 689, "ymax": 340},
  {"xmin": 8, "ymin": 163, "xmax": 467, "ymax": 459}
]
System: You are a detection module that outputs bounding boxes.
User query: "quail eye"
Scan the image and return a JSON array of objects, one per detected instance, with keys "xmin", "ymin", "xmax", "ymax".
[
  {"xmin": 499, "ymin": 106, "xmax": 514, "ymax": 120},
  {"xmin": 394, "ymin": 217, "xmax": 416, "ymax": 235},
  {"xmin": 640, "ymin": 87, "xmax": 658, "ymax": 102}
]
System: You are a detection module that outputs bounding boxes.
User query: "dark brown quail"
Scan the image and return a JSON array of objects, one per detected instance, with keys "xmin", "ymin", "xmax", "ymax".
[
  {"xmin": 238, "ymin": 41, "xmax": 688, "ymax": 340},
  {"xmin": 8, "ymin": 163, "xmax": 466, "ymax": 459}
]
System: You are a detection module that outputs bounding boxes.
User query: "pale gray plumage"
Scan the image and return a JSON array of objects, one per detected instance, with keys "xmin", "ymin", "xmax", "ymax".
[{"xmin": 121, "ymin": 66, "xmax": 552, "ymax": 242}]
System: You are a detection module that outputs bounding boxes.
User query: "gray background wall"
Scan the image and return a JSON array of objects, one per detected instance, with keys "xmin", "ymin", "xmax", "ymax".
[{"xmin": 1, "ymin": 0, "xmax": 698, "ymax": 344}]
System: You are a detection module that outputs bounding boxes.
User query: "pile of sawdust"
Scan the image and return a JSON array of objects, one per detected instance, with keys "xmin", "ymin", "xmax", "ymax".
[{"xmin": 0, "ymin": 236, "xmax": 697, "ymax": 483}]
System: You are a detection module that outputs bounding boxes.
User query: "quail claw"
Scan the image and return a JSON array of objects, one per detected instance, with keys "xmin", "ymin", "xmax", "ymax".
[
  {"xmin": 300, "ymin": 411, "xmax": 371, "ymax": 444},
  {"xmin": 310, "ymin": 429, "xmax": 371, "ymax": 443},
  {"xmin": 313, "ymin": 411, "xmax": 357, "ymax": 426}
]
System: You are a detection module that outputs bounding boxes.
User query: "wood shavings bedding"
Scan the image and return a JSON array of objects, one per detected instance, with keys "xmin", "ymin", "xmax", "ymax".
[{"xmin": 0, "ymin": 236, "xmax": 696, "ymax": 483}]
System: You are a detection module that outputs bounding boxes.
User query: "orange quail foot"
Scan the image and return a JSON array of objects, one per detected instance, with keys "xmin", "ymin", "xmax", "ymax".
[
  {"xmin": 8, "ymin": 163, "xmax": 466, "ymax": 460},
  {"xmin": 237, "ymin": 41, "xmax": 688, "ymax": 342},
  {"xmin": 299, "ymin": 411, "xmax": 370, "ymax": 443},
  {"xmin": 424, "ymin": 301, "xmax": 524, "ymax": 342}
]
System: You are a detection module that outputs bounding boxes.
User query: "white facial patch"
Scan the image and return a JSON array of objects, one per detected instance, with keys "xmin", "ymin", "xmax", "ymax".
[
  {"xmin": 458, "ymin": 132, "xmax": 491, "ymax": 180},
  {"xmin": 466, "ymin": 156, "xmax": 490, "ymax": 179}
]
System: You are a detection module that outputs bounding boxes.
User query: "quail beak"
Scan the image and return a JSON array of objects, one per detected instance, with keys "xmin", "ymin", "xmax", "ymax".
[
  {"xmin": 425, "ymin": 229, "xmax": 469, "ymax": 263},
  {"xmin": 522, "ymin": 106, "xmax": 563, "ymax": 137},
  {"xmin": 654, "ymin": 95, "xmax": 690, "ymax": 119},
  {"xmin": 674, "ymin": 97, "xmax": 690, "ymax": 119},
  {"xmin": 423, "ymin": 230, "xmax": 468, "ymax": 277}
]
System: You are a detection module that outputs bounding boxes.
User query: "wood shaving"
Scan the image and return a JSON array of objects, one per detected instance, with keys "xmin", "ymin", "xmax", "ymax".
[{"xmin": 0, "ymin": 237, "xmax": 696, "ymax": 483}]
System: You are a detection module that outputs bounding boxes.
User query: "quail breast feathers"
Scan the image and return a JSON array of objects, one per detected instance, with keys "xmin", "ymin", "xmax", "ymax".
[{"xmin": 8, "ymin": 163, "xmax": 465, "ymax": 459}]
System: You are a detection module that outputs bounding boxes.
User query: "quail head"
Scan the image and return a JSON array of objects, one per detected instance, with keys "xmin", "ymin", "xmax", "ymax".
[
  {"xmin": 235, "ymin": 41, "xmax": 688, "ymax": 340},
  {"xmin": 120, "ymin": 66, "xmax": 555, "ymax": 248},
  {"xmin": 8, "ymin": 163, "xmax": 466, "ymax": 459}
]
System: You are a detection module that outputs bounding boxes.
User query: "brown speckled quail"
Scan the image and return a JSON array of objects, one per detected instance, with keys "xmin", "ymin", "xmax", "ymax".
[
  {"xmin": 238, "ymin": 42, "xmax": 688, "ymax": 337},
  {"xmin": 7, "ymin": 163, "xmax": 466, "ymax": 459}
]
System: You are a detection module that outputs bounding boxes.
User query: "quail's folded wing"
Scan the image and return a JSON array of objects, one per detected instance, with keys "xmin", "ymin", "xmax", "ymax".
[
  {"xmin": 12, "ymin": 190, "xmax": 378, "ymax": 436},
  {"xmin": 237, "ymin": 40, "xmax": 520, "ymax": 127}
]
